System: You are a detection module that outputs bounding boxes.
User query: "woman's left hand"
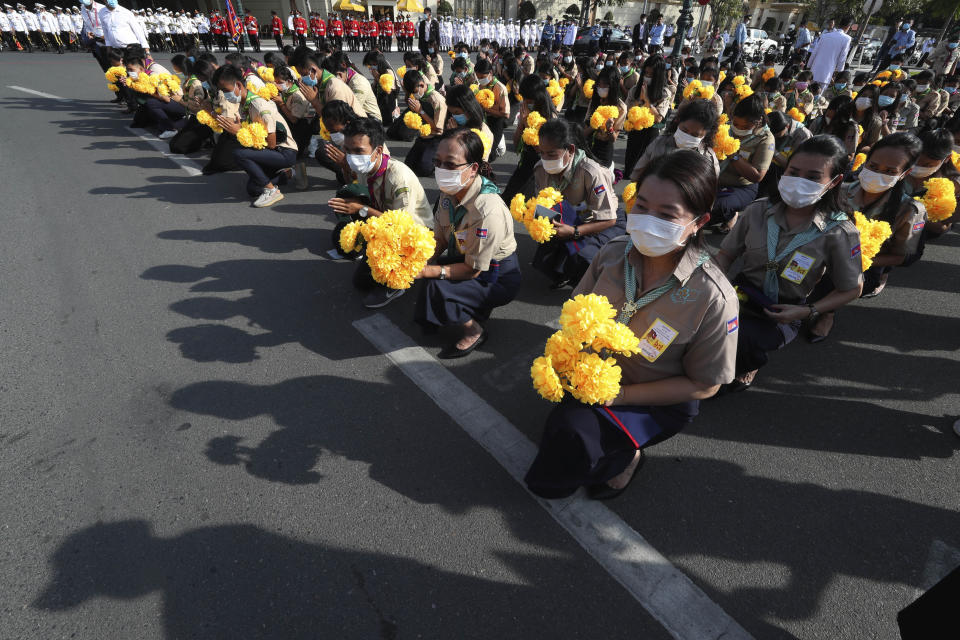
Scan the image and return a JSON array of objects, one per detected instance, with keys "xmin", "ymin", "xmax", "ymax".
[{"xmin": 764, "ymin": 304, "xmax": 809, "ymax": 323}]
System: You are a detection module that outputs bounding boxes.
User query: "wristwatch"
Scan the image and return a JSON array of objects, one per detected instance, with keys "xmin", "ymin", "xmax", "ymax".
[
  {"xmin": 807, "ymin": 304, "xmax": 820, "ymax": 324},
  {"xmin": 439, "ymin": 266, "xmax": 447, "ymax": 280},
  {"xmin": 573, "ymin": 226, "xmax": 581, "ymax": 240},
  {"xmin": 358, "ymin": 206, "xmax": 370, "ymax": 218}
]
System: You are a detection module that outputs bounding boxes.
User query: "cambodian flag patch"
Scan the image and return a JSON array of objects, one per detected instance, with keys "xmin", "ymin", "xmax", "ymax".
[
  {"xmin": 727, "ymin": 317, "xmax": 739, "ymax": 334},
  {"xmin": 593, "ymin": 184, "xmax": 606, "ymax": 195},
  {"xmin": 851, "ymin": 244, "xmax": 861, "ymax": 258},
  {"xmin": 913, "ymin": 221, "xmax": 925, "ymax": 231},
  {"xmin": 475, "ymin": 228, "xmax": 488, "ymax": 238}
]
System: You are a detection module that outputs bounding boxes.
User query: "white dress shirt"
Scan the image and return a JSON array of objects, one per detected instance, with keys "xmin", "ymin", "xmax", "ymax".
[{"xmin": 99, "ymin": 4, "xmax": 148, "ymax": 48}]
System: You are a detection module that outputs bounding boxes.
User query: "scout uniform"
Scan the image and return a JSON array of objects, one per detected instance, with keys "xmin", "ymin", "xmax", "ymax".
[
  {"xmin": 315, "ymin": 69, "xmax": 366, "ymax": 118},
  {"xmin": 416, "ymin": 175, "xmax": 521, "ymax": 330},
  {"xmin": 715, "ymin": 125, "xmax": 775, "ymax": 223},
  {"xmin": 840, "ymin": 182, "xmax": 926, "ymax": 280},
  {"xmin": 621, "ymin": 65, "xmax": 639, "ymax": 95},
  {"xmin": 584, "ymin": 97, "xmax": 627, "ymax": 168},
  {"xmin": 345, "ymin": 69, "xmax": 381, "ymax": 123},
  {"xmin": 364, "ymin": 155, "xmax": 432, "ymax": 227},
  {"xmin": 524, "ymin": 236, "xmax": 738, "ymax": 499},
  {"xmin": 914, "ymin": 87, "xmax": 941, "ymax": 121},
  {"xmin": 403, "ymin": 85, "xmax": 446, "ymax": 177},
  {"xmin": 770, "ymin": 118, "xmax": 812, "ymax": 169},
  {"xmin": 631, "ymin": 134, "xmax": 720, "ymax": 181},
  {"xmin": 720, "ymin": 199, "xmax": 862, "ymax": 375},
  {"xmin": 168, "ymin": 74, "xmax": 212, "ymax": 155},
  {"xmin": 233, "ymin": 93, "xmax": 298, "ymax": 197},
  {"xmin": 531, "ymin": 151, "xmax": 623, "ymax": 286}
]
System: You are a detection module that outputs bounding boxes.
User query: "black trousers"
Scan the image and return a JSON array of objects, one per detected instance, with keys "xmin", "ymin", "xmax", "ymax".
[
  {"xmin": 624, "ymin": 128, "xmax": 657, "ymax": 179},
  {"xmin": 15, "ymin": 31, "xmax": 32, "ymax": 51},
  {"xmin": 274, "ymin": 35, "xmax": 282, "ymax": 49},
  {"xmin": 203, "ymin": 133, "xmax": 241, "ymax": 174},
  {"xmin": 168, "ymin": 116, "xmax": 212, "ymax": 155},
  {"xmin": 404, "ymin": 136, "xmax": 441, "ymax": 177},
  {"xmin": 486, "ymin": 115, "xmax": 506, "ymax": 159},
  {"xmin": 248, "ymin": 33, "xmax": 260, "ymax": 51},
  {"xmin": 500, "ymin": 145, "xmax": 540, "ymax": 204}
]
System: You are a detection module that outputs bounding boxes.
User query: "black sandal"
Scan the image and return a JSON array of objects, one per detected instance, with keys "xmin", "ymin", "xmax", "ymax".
[{"xmin": 587, "ymin": 450, "xmax": 645, "ymax": 501}]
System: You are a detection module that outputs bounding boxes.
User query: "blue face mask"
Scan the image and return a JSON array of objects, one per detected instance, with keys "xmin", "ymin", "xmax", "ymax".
[
  {"xmin": 457, "ymin": 52, "xmax": 467, "ymax": 58},
  {"xmin": 950, "ymin": 43, "xmax": 959, "ymax": 49},
  {"xmin": 619, "ymin": 65, "xmax": 630, "ymax": 74},
  {"xmin": 605, "ymin": 60, "xmax": 613, "ymax": 67},
  {"xmin": 878, "ymin": 95, "xmax": 895, "ymax": 107},
  {"xmin": 452, "ymin": 113, "xmax": 467, "ymax": 125},
  {"xmin": 187, "ymin": 56, "xmax": 195, "ymax": 63},
  {"xmin": 105, "ymin": 0, "xmax": 117, "ymax": 7},
  {"xmin": 901, "ymin": 24, "xmax": 910, "ymax": 31},
  {"xmin": 834, "ymin": 83, "xmax": 847, "ymax": 91},
  {"xmin": 889, "ymin": 65, "xmax": 900, "ymax": 71},
  {"xmin": 301, "ymin": 74, "xmax": 318, "ymax": 87},
  {"xmin": 665, "ymin": 63, "xmax": 672, "ymax": 70}
]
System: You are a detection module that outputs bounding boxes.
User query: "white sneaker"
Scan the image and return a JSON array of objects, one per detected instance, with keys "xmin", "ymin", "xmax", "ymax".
[
  {"xmin": 158, "ymin": 129, "xmax": 177, "ymax": 139},
  {"xmin": 253, "ymin": 187, "xmax": 284, "ymax": 208}
]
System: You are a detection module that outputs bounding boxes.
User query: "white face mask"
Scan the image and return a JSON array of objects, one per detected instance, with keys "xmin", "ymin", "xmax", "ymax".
[
  {"xmin": 778, "ymin": 175, "xmax": 829, "ymax": 208},
  {"xmin": 477, "ymin": 75, "xmax": 492, "ymax": 85},
  {"xmin": 347, "ymin": 151, "xmax": 378, "ymax": 175},
  {"xmin": 855, "ymin": 97, "xmax": 873, "ymax": 111},
  {"xmin": 330, "ymin": 131, "xmax": 345, "ymax": 147},
  {"xmin": 916, "ymin": 84, "xmax": 929, "ymax": 93},
  {"xmin": 673, "ymin": 129, "xmax": 703, "ymax": 150},
  {"xmin": 731, "ymin": 125, "xmax": 754, "ymax": 136},
  {"xmin": 909, "ymin": 164, "xmax": 940, "ymax": 178},
  {"xmin": 701, "ymin": 80, "xmax": 714, "ymax": 87},
  {"xmin": 596, "ymin": 87, "xmax": 609, "ymax": 98},
  {"xmin": 128, "ymin": 70, "xmax": 140, "ymax": 79},
  {"xmin": 626, "ymin": 213, "xmax": 694, "ymax": 257},
  {"xmin": 435, "ymin": 165, "xmax": 471, "ymax": 194},
  {"xmin": 541, "ymin": 152, "xmax": 570, "ymax": 175},
  {"xmin": 859, "ymin": 168, "xmax": 903, "ymax": 194}
]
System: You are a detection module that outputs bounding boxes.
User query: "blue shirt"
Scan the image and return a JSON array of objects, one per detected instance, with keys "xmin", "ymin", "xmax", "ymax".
[
  {"xmin": 541, "ymin": 23, "xmax": 554, "ymax": 40},
  {"xmin": 648, "ymin": 24, "xmax": 665, "ymax": 45},
  {"xmin": 793, "ymin": 27, "xmax": 811, "ymax": 49},
  {"xmin": 735, "ymin": 23, "xmax": 747, "ymax": 44},
  {"xmin": 589, "ymin": 25, "xmax": 600, "ymax": 41},
  {"xmin": 890, "ymin": 28, "xmax": 915, "ymax": 54}
]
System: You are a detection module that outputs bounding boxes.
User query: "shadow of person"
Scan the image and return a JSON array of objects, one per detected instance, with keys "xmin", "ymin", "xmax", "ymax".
[
  {"xmin": 615, "ymin": 455, "xmax": 960, "ymax": 631},
  {"xmin": 90, "ymin": 174, "xmax": 243, "ymax": 206},
  {"xmin": 158, "ymin": 225, "xmax": 328, "ymax": 255},
  {"xmin": 32, "ymin": 519, "xmax": 656, "ymax": 639}
]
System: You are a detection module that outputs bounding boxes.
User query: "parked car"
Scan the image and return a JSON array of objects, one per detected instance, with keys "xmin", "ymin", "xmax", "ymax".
[
  {"xmin": 744, "ymin": 28, "xmax": 779, "ymax": 58},
  {"xmin": 571, "ymin": 27, "xmax": 632, "ymax": 54},
  {"xmin": 859, "ymin": 37, "xmax": 883, "ymax": 64}
]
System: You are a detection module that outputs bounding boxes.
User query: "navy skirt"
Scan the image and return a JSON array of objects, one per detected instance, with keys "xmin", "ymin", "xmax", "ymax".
[
  {"xmin": 415, "ymin": 253, "xmax": 522, "ymax": 327},
  {"xmin": 524, "ymin": 399, "xmax": 697, "ymax": 499}
]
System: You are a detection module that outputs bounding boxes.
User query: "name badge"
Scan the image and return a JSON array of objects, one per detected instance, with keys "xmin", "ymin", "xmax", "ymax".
[
  {"xmin": 455, "ymin": 230, "xmax": 467, "ymax": 250},
  {"xmin": 780, "ymin": 250, "xmax": 816, "ymax": 284},
  {"xmin": 638, "ymin": 318, "xmax": 679, "ymax": 363}
]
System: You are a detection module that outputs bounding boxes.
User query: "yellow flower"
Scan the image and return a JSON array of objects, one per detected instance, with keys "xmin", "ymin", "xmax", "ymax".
[
  {"xmin": 876, "ymin": 70, "xmax": 892, "ymax": 80},
  {"xmin": 852, "ymin": 153, "xmax": 866, "ymax": 171},
  {"xmin": 622, "ymin": 181, "xmax": 637, "ymax": 213},
  {"xmin": 509, "ymin": 193, "xmax": 528, "ymax": 222},
  {"xmin": 471, "ymin": 127, "xmax": 492, "ymax": 159},
  {"xmin": 360, "ymin": 209, "xmax": 435, "ymax": 289},
  {"xmin": 544, "ymin": 331, "xmax": 581, "ymax": 372},
  {"xmin": 762, "ymin": 67, "xmax": 776, "ymax": 82},
  {"xmin": 559, "ymin": 293, "xmax": 617, "ymax": 345},
  {"xmin": 236, "ymin": 121, "xmax": 269, "ymax": 149},
  {"xmin": 787, "ymin": 107, "xmax": 805, "ymax": 123},
  {"xmin": 916, "ymin": 177, "xmax": 957, "ymax": 222},
  {"xmin": 257, "ymin": 66, "xmax": 275, "ymax": 83},
  {"xmin": 559, "ymin": 77, "xmax": 570, "ymax": 88},
  {"xmin": 732, "ymin": 75, "xmax": 745, "ymax": 87},
  {"xmin": 522, "ymin": 127, "xmax": 540, "ymax": 146},
  {"xmin": 870, "ymin": 80, "xmax": 883, "ymax": 86},
  {"xmin": 718, "ymin": 113, "xmax": 728, "ymax": 125},
  {"xmin": 526, "ymin": 111, "xmax": 547, "ymax": 129},
  {"xmin": 952, "ymin": 151, "xmax": 960, "ymax": 173},
  {"xmin": 531, "ymin": 356, "xmax": 565, "ymax": 402},
  {"xmin": 105, "ymin": 65, "xmax": 127, "ymax": 82},
  {"xmin": 566, "ymin": 352, "xmax": 622, "ymax": 405},
  {"xmin": 338, "ymin": 220, "xmax": 364, "ymax": 254},
  {"xmin": 419, "ymin": 124, "xmax": 432, "ymax": 137},
  {"xmin": 525, "ymin": 215, "xmax": 556, "ymax": 243},
  {"xmin": 379, "ymin": 73, "xmax": 395, "ymax": 93},
  {"xmin": 853, "ymin": 211, "xmax": 893, "ymax": 271},
  {"xmin": 403, "ymin": 110, "xmax": 423, "ymax": 131},
  {"xmin": 858, "ymin": 124, "xmax": 864, "ymax": 138},
  {"xmin": 851, "ymin": 91, "xmax": 858, "ymax": 99},
  {"xmin": 583, "ymin": 78, "xmax": 595, "ymax": 99},
  {"xmin": 107, "ymin": 83, "xmax": 119, "ymax": 93},
  {"xmin": 397, "ymin": 65, "xmax": 406, "ymax": 78},
  {"xmin": 318, "ymin": 119, "xmax": 331, "ymax": 141},
  {"xmin": 469, "ymin": 83, "xmax": 479, "ymax": 93},
  {"xmin": 256, "ymin": 83, "xmax": 279, "ymax": 100},
  {"xmin": 476, "ymin": 88, "xmax": 495, "ymax": 109},
  {"xmin": 448, "ymin": 50, "xmax": 455, "ymax": 58},
  {"xmin": 591, "ymin": 321, "xmax": 640, "ymax": 356},
  {"xmin": 683, "ymin": 79, "xmax": 702, "ymax": 100},
  {"xmin": 127, "ymin": 73, "xmax": 159, "ymax": 95},
  {"xmin": 589, "ymin": 105, "xmax": 620, "ymax": 130},
  {"xmin": 718, "ymin": 71, "xmax": 726, "ymax": 85},
  {"xmin": 196, "ymin": 110, "xmax": 223, "ymax": 133},
  {"xmin": 712, "ymin": 124, "xmax": 740, "ymax": 161},
  {"xmin": 735, "ymin": 84, "xmax": 753, "ymax": 101}
]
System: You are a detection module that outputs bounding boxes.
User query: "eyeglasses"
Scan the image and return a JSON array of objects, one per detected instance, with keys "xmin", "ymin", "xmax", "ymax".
[{"xmin": 432, "ymin": 159, "xmax": 469, "ymax": 170}]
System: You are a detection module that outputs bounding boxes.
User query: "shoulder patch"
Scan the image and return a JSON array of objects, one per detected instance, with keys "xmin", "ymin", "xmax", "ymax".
[
  {"xmin": 394, "ymin": 186, "xmax": 410, "ymax": 196},
  {"xmin": 593, "ymin": 184, "xmax": 606, "ymax": 196},
  {"xmin": 726, "ymin": 317, "xmax": 739, "ymax": 334},
  {"xmin": 850, "ymin": 243, "xmax": 861, "ymax": 259}
]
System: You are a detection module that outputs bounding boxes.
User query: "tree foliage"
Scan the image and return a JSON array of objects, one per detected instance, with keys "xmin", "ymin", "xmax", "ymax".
[
  {"xmin": 518, "ymin": 0, "xmax": 536, "ymax": 22},
  {"xmin": 436, "ymin": 0, "xmax": 453, "ymax": 17}
]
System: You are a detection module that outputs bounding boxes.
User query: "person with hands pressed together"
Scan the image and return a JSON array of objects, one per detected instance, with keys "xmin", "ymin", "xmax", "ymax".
[
  {"xmin": 583, "ymin": 67, "xmax": 626, "ymax": 169},
  {"xmin": 292, "ymin": 51, "xmax": 365, "ymax": 120},
  {"xmin": 532, "ymin": 120, "xmax": 623, "ymax": 290},
  {"xmin": 415, "ymin": 129, "xmax": 521, "ymax": 358},
  {"xmin": 905, "ymin": 128, "xmax": 960, "ymax": 235},
  {"xmin": 524, "ymin": 151, "xmax": 739, "ymax": 501},
  {"xmin": 271, "ymin": 65, "xmax": 315, "ymax": 190},
  {"xmin": 714, "ymin": 135, "xmax": 863, "ymax": 391},
  {"xmin": 473, "ymin": 58, "xmax": 509, "ymax": 158},
  {"xmin": 402, "ymin": 70, "xmax": 447, "ymax": 177},
  {"xmin": 213, "ymin": 65, "xmax": 297, "ymax": 208}
]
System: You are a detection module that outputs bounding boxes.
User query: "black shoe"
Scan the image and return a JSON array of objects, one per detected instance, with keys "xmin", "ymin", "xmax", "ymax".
[
  {"xmin": 587, "ymin": 450, "xmax": 645, "ymax": 500},
  {"xmin": 549, "ymin": 278, "xmax": 571, "ymax": 290},
  {"xmin": 806, "ymin": 313, "xmax": 835, "ymax": 344},
  {"xmin": 437, "ymin": 330, "xmax": 487, "ymax": 359}
]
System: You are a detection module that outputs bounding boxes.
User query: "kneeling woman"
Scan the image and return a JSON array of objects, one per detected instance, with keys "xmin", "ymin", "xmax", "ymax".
[
  {"xmin": 415, "ymin": 130, "xmax": 521, "ymax": 359},
  {"xmin": 532, "ymin": 119, "xmax": 623, "ymax": 289},
  {"xmin": 524, "ymin": 151, "xmax": 739, "ymax": 500},
  {"xmin": 715, "ymin": 135, "xmax": 863, "ymax": 392}
]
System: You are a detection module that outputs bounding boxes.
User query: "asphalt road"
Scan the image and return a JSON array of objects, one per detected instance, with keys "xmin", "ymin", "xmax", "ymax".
[{"xmin": 1, "ymin": 50, "xmax": 958, "ymax": 640}]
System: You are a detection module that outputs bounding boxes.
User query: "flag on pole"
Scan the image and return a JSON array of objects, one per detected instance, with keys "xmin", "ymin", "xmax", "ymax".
[{"xmin": 225, "ymin": 0, "xmax": 243, "ymax": 44}]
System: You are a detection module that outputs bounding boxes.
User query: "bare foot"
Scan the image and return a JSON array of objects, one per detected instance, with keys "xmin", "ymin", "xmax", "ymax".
[
  {"xmin": 606, "ymin": 449, "xmax": 642, "ymax": 490},
  {"xmin": 736, "ymin": 369, "xmax": 757, "ymax": 386},
  {"xmin": 455, "ymin": 321, "xmax": 483, "ymax": 350}
]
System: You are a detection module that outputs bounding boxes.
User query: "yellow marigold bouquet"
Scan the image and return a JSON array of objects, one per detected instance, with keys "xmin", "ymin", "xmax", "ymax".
[
  {"xmin": 318, "ymin": 118, "xmax": 331, "ymax": 141},
  {"xmin": 471, "ymin": 127, "xmax": 492, "ymax": 160},
  {"xmin": 379, "ymin": 72, "xmax": 394, "ymax": 92},
  {"xmin": 589, "ymin": 105, "xmax": 620, "ymax": 130},
  {"xmin": 531, "ymin": 294, "xmax": 640, "ymax": 404},
  {"xmin": 559, "ymin": 77, "xmax": 570, "ymax": 89},
  {"xmin": 338, "ymin": 209, "xmax": 436, "ymax": 290},
  {"xmin": 622, "ymin": 182, "xmax": 637, "ymax": 213},
  {"xmin": 253, "ymin": 82, "xmax": 279, "ymax": 100},
  {"xmin": 522, "ymin": 111, "xmax": 547, "ymax": 146},
  {"xmin": 852, "ymin": 211, "xmax": 893, "ymax": 271},
  {"xmin": 952, "ymin": 151, "xmax": 960, "ymax": 172},
  {"xmin": 583, "ymin": 78, "xmax": 595, "ymax": 99},
  {"xmin": 682, "ymin": 79, "xmax": 715, "ymax": 101},
  {"xmin": 787, "ymin": 107, "xmax": 805, "ymax": 123},
  {"xmin": 718, "ymin": 70, "xmax": 727, "ymax": 85},
  {"xmin": 857, "ymin": 124, "xmax": 864, "ymax": 138},
  {"xmin": 734, "ymin": 84, "xmax": 754, "ymax": 101},
  {"xmin": 476, "ymin": 88, "xmax": 495, "ymax": 109},
  {"xmin": 403, "ymin": 110, "xmax": 430, "ymax": 137},
  {"xmin": 105, "ymin": 65, "xmax": 126, "ymax": 92},
  {"xmin": 469, "ymin": 83, "xmax": 479, "ymax": 93},
  {"xmin": 257, "ymin": 66, "xmax": 275, "ymax": 83},
  {"xmin": 713, "ymin": 124, "xmax": 740, "ymax": 161},
  {"xmin": 876, "ymin": 70, "xmax": 891, "ymax": 80},
  {"xmin": 127, "ymin": 73, "xmax": 159, "ymax": 95},
  {"xmin": 154, "ymin": 73, "xmax": 181, "ymax": 97},
  {"xmin": 196, "ymin": 109, "xmax": 223, "ymax": 133},
  {"xmin": 546, "ymin": 79, "xmax": 563, "ymax": 107},
  {"xmin": 396, "ymin": 65, "xmax": 406, "ymax": 78},
  {"xmin": 762, "ymin": 67, "xmax": 776, "ymax": 82},
  {"xmin": 509, "ymin": 187, "xmax": 562, "ymax": 243},
  {"xmin": 236, "ymin": 121, "xmax": 269, "ymax": 149},
  {"xmin": 623, "ymin": 105, "xmax": 654, "ymax": 132},
  {"xmin": 448, "ymin": 50, "xmax": 455, "ymax": 58},
  {"xmin": 732, "ymin": 75, "xmax": 746, "ymax": 87},
  {"xmin": 852, "ymin": 152, "xmax": 866, "ymax": 171},
  {"xmin": 915, "ymin": 177, "xmax": 957, "ymax": 222}
]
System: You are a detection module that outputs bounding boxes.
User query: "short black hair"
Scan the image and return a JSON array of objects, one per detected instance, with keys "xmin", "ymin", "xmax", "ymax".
[{"xmin": 343, "ymin": 116, "xmax": 385, "ymax": 149}]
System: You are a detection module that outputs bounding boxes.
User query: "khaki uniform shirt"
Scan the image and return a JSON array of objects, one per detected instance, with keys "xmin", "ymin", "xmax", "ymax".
[
  {"xmin": 182, "ymin": 76, "xmax": 205, "ymax": 113},
  {"xmin": 841, "ymin": 183, "xmax": 927, "ymax": 258},
  {"xmin": 347, "ymin": 71, "xmax": 381, "ymax": 122},
  {"xmin": 772, "ymin": 120, "xmax": 812, "ymax": 168},
  {"xmin": 915, "ymin": 89, "xmax": 941, "ymax": 119},
  {"xmin": 630, "ymin": 80, "xmax": 675, "ymax": 121},
  {"xmin": 718, "ymin": 127, "xmax": 775, "ymax": 187},
  {"xmin": 631, "ymin": 134, "xmax": 720, "ymax": 181},
  {"xmin": 721, "ymin": 200, "xmax": 863, "ymax": 302},
  {"xmin": 573, "ymin": 237, "xmax": 739, "ymax": 387},
  {"xmin": 368, "ymin": 157, "xmax": 433, "ymax": 227},
  {"xmin": 821, "ymin": 85, "xmax": 852, "ymax": 103},
  {"xmin": 621, "ymin": 68, "xmax": 639, "ymax": 95},
  {"xmin": 420, "ymin": 88, "xmax": 447, "ymax": 139},
  {"xmin": 434, "ymin": 177, "xmax": 517, "ymax": 270},
  {"xmin": 281, "ymin": 86, "xmax": 312, "ymax": 120},
  {"xmin": 533, "ymin": 155, "xmax": 618, "ymax": 222},
  {"xmin": 246, "ymin": 95, "xmax": 298, "ymax": 152},
  {"xmin": 323, "ymin": 73, "xmax": 366, "ymax": 117}
]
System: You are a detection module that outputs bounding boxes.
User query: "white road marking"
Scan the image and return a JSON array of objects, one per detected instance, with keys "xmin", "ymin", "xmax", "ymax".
[
  {"xmin": 125, "ymin": 127, "xmax": 203, "ymax": 177},
  {"xmin": 353, "ymin": 313, "xmax": 754, "ymax": 640},
  {"xmin": 7, "ymin": 85, "xmax": 67, "ymax": 100}
]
